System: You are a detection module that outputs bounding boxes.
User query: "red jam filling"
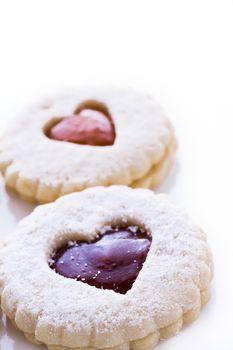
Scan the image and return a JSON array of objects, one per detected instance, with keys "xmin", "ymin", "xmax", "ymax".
[
  {"xmin": 49, "ymin": 226, "xmax": 151, "ymax": 294},
  {"xmin": 48, "ymin": 109, "xmax": 115, "ymax": 146}
]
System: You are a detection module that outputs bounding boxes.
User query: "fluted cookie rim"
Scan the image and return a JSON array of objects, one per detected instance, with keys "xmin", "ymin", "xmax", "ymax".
[
  {"xmin": 6, "ymin": 286, "xmax": 210, "ymax": 350},
  {"xmin": 0, "ymin": 186, "xmax": 213, "ymax": 349},
  {"xmin": 3, "ymin": 132, "xmax": 177, "ymax": 203},
  {"xmin": 0, "ymin": 86, "xmax": 176, "ymax": 203}
]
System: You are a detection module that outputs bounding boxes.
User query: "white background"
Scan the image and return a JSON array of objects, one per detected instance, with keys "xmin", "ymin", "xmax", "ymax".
[{"xmin": 0, "ymin": 0, "xmax": 233, "ymax": 349}]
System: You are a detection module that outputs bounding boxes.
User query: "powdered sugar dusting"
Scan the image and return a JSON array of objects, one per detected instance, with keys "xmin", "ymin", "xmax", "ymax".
[
  {"xmin": 0, "ymin": 186, "xmax": 213, "ymax": 349},
  {"xmin": 0, "ymin": 87, "xmax": 176, "ymax": 203}
]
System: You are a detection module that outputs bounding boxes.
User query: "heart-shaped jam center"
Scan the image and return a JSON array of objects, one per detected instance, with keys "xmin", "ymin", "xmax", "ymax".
[
  {"xmin": 48, "ymin": 109, "xmax": 115, "ymax": 146},
  {"xmin": 49, "ymin": 226, "xmax": 151, "ymax": 294}
]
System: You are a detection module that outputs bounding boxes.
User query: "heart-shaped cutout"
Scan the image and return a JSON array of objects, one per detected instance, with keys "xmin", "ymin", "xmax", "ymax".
[
  {"xmin": 49, "ymin": 226, "xmax": 151, "ymax": 294},
  {"xmin": 47, "ymin": 101, "xmax": 115, "ymax": 146}
]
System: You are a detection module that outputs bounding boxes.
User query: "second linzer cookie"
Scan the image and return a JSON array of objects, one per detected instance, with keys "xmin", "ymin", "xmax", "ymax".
[
  {"xmin": 0, "ymin": 87, "xmax": 176, "ymax": 203},
  {"xmin": 0, "ymin": 186, "xmax": 213, "ymax": 350}
]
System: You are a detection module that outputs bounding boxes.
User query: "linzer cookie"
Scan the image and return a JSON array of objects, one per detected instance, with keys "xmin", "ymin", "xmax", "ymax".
[
  {"xmin": 0, "ymin": 87, "xmax": 177, "ymax": 203},
  {"xmin": 0, "ymin": 186, "xmax": 213, "ymax": 350}
]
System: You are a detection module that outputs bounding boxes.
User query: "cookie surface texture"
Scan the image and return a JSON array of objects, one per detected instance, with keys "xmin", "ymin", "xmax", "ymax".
[
  {"xmin": 0, "ymin": 87, "xmax": 176, "ymax": 203},
  {"xmin": 0, "ymin": 186, "xmax": 213, "ymax": 350}
]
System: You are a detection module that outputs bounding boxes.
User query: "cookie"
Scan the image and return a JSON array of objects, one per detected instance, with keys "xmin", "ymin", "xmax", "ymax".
[
  {"xmin": 0, "ymin": 186, "xmax": 213, "ymax": 350},
  {"xmin": 0, "ymin": 87, "xmax": 176, "ymax": 203}
]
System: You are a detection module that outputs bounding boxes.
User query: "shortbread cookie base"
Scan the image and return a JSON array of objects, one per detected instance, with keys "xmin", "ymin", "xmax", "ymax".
[
  {"xmin": 0, "ymin": 187, "xmax": 213, "ymax": 349},
  {"xmin": 2, "ymin": 132, "xmax": 177, "ymax": 204},
  {"xmin": 132, "ymin": 133, "xmax": 176, "ymax": 189},
  {"xmin": 7, "ymin": 287, "xmax": 210, "ymax": 350},
  {"xmin": 0, "ymin": 87, "xmax": 177, "ymax": 203}
]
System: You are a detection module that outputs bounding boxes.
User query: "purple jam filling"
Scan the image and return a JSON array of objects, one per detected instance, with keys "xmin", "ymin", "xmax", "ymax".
[{"xmin": 49, "ymin": 226, "xmax": 151, "ymax": 294}]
